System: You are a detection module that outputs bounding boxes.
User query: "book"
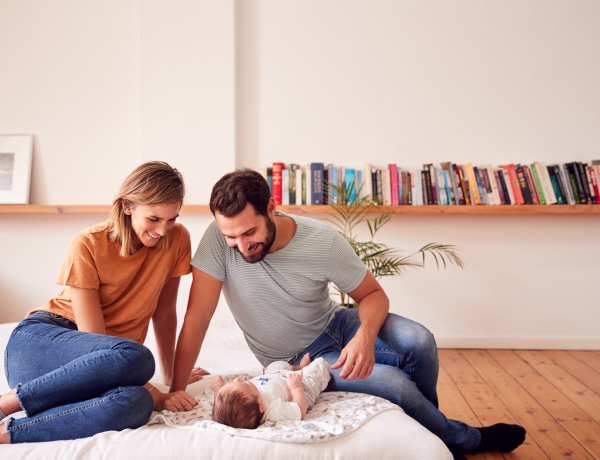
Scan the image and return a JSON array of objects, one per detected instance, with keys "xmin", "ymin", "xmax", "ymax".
[
  {"xmin": 473, "ymin": 166, "xmax": 488, "ymax": 205},
  {"xmin": 587, "ymin": 164, "xmax": 599, "ymax": 204},
  {"xmin": 271, "ymin": 162, "xmax": 285, "ymax": 204},
  {"xmin": 500, "ymin": 168, "xmax": 515, "ymax": 204},
  {"xmin": 372, "ymin": 168, "xmax": 383, "ymax": 205},
  {"xmin": 288, "ymin": 163, "xmax": 300, "ymax": 205},
  {"xmin": 388, "ymin": 164, "xmax": 399, "ymax": 205},
  {"xmin": 588, "ymin": 165, "xmax": 600, "ymax": 204},
  {"xmin": 411, "ymin": 170, "xmax": 423, "ymax": 205},
  {"xmin": 483, "ymin": 164, "xmax": 501, "ymax": 205},
  {"xmin": 381, "ymin": 168, "xmax": 392, "ymax": 205},
  {"xmin": 281, "ymin": 168, "xmax": 290, "ymax": 205},
  {"xmin": 401, "ymin": 170, "xmax": 410, "ymax": 205},
  {"xmin": 521, "ymin": 165, "xmax": 540, "ymax": 204},
  {"xmin": 344, "ymin": 168, "xmax": 356, "ymax": 203},
  {"xmin": 515, "ymin": 164, "xmax": 534, "ymax": 204},
  {"xmin": 546, "ymin": 165, "xmax": 566, "ymax": 204},
  {"xmin": 440, "ymin": 162, "xmax": 459, "ymax": 205},
  {"xmin": 532, "ymin": 161, "xmax": 557, "ymax": 205},
  {"xmin": 494, "ymin": 168, "xmax": 509, "ymax": 204},
  {"xmin": 310, "ymin": 162, "xmax": 324, "ymax": 204},
  {"xmin": 578, "ymin": 162, "xmax": 595, "ymax": 204},
  {"xmin": 421, "ymin": 168, "xmax": 433, "ymax": 205},
  {"xmin": 557, "ymin": 164, "xmax": 576, "ymax": 204},
  {"xmin": 362, "ymin": 163, "xmax": 373, "ymax": 199},
  {"xmin": 528, "ymin": 163, "xmax": 546, "ymax": 204},
  {"xmin": 499, "ymin": 164, "xmax": 524, "ymax": 205},
  {"xmin": 565, "ymin": 162, "xmax": 585, "ymax": 204},
  {"xmin": 437, "ymin": 168, "xmax": 449, "ymax": 205},
  {"xmin": 296, "ymin": 166, "xmax": 303, "ymax": 205},
  {"xmin": 451, "ymin": 164, "xmax": 467, "ymax": 205},
  {"xmin": 422, "ymin": 164, "xmax": 438, "ymax": 204},
  {"xmin": 462, "ymin": 163, "xmax": 482, "ymax": 205},
  {"xmin": 304, "ymin": 163, "xmax": 311, "ymax": 205}
]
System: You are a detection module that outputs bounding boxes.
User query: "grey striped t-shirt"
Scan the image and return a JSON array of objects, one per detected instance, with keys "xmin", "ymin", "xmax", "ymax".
[{"xmin": 191, "ymin": 211, "xmax": 367, "ymax": 366}]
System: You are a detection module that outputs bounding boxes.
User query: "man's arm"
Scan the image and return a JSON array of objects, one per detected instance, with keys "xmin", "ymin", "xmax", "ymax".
[
  {"xmin": 330, "ymin": 270, "xmax": 389, "ymax": 380},
  {"xmin": 170, "ymin": 267, "xmax": 223, "ymax": 392}
]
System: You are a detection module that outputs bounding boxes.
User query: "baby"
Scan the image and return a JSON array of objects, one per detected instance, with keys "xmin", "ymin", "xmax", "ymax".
[{"xmin": 211, "ymin": 354, "xmax": 330, "ymax": 429}]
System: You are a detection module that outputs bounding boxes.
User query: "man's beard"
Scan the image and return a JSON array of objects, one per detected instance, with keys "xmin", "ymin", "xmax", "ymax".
[{"xmin": 238, "ymin": 216, "xmax": 276, "ymax": 264}]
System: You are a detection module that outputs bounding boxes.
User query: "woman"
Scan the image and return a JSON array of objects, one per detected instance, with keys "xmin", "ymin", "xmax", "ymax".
[{"xmin": 1, "ymin": 161, "xmax": 204, "ymax": 443}]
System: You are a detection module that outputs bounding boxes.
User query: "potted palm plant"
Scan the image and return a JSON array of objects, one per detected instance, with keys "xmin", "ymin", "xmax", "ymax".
[{"xmin": 325, "ymin": 182, "xmax": 466, "ymax": 306}]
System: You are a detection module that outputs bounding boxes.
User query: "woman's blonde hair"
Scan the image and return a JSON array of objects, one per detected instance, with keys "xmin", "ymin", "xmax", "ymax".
[{"xmin": 108, "ymin": 161, "xmax": 185, "ymax": 256}]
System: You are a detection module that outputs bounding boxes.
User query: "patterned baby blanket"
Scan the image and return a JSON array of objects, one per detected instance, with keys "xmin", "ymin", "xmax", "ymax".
[{"xmin": 148, "ymin": 375, "xmax": 399, "ymax": 443}]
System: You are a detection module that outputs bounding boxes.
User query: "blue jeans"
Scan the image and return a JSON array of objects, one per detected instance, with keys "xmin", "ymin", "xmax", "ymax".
[
  {"xmin": 3, "ymin": 311, "xmax": 155, "ymax": 443},
  {"xmin": 295, "ymin": 308, "xmax": 481, "ymax": 453}
]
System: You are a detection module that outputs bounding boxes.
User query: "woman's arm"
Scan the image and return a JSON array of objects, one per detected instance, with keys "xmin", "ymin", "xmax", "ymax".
[
  {"xmin": 152, "ymin": 276, "xmax": 181, "ymax": 386},
  {"xmin": 70, "ymin": 286, "xmax": 106, "ymax": 334}
]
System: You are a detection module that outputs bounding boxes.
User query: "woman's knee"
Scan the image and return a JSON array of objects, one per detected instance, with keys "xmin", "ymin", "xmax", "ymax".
[{"xmin": 114, "ymin": 341, "xmax": 155, "ymax": 384}]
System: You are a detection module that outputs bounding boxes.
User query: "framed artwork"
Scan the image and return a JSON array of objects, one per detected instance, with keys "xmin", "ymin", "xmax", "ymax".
[{"xmin": 0, "ymin": 134, "xmax": 33, "ymax": 204}]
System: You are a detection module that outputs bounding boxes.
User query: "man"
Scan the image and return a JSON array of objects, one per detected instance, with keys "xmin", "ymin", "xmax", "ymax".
[{"xmin": 171, "ymin": 169, "xmax": 525, "ymax": 458}]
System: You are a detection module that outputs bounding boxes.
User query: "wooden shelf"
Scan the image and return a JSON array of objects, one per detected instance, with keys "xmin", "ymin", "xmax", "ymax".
[{"xmin": 1, "ymin": 204, "xmax": 600, "ymax": 215}]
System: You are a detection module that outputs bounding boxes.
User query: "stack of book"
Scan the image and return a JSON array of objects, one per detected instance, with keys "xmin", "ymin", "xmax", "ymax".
[{"xmin": 261, "ymin": 160, "xmax": 600, "ymax": 206}]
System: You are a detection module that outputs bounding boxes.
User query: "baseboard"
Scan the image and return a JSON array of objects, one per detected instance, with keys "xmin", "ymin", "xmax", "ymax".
[{"xmin": 436, "ymin": 336, "xmax": 600, "ymax": 350}]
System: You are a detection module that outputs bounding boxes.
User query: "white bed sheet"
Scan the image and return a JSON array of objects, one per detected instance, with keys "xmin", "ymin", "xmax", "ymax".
[{"xmin": 0, "ymin": 314, "xmax": 452, "ymax": 459}]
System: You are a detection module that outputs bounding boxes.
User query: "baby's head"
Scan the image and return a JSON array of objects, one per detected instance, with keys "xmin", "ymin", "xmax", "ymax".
[{"xmin": 212, "ymin": 377, "xmax": 264, "ymax": 429}]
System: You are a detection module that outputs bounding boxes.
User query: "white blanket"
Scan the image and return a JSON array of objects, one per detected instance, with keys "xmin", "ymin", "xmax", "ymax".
[{"xmin": 149, "ymin": 380, "xmax": 398, "ymax": 443}]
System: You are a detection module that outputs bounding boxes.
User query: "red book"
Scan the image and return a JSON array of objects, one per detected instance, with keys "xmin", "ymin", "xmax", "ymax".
[
  {"xmin": 272, "ymin": 162, "xmax": 285, "ymax": 204},
  {"xmin": 499, "ymin": 164, "xmax": 525, "ymax": 205},
  {"xmin": 388, "ymin": 164, "xmax": 399, "ymax": 205}
]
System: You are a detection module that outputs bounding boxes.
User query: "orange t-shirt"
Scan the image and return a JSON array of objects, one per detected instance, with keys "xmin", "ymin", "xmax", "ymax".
[{"xmin": 32, "ymin": 221, "xmax": 192, "ymax": 343}]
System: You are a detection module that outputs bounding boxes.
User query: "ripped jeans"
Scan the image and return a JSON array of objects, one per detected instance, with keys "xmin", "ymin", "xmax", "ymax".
[{"xmin": 3, "ymin": 311, "xmax": 154, "ymax": 443}]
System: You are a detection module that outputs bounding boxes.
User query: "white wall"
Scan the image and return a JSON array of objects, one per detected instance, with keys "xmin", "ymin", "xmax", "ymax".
[{"xmin": 1, "ymin": 0, "xmax": 599, "ymax": 348}]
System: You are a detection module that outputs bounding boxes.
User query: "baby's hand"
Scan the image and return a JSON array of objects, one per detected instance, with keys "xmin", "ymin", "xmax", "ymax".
[
  {"xmin": 211, "ymin": 375, "xmax": 224, "ymax": 392},
  {"xmin": 287, "ymin": 370, "xmax": 303, "ymax": 390}
]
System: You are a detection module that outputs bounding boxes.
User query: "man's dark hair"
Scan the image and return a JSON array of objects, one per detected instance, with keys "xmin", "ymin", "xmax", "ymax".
[{"xmin": 209, "ymin": 169, "xmax": 272, "ymax": 217}]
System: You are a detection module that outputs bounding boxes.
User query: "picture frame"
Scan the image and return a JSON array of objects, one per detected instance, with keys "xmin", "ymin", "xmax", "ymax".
[{"xmin": 0, "ymin": 134, "xmax": 33, "ymax": 204}]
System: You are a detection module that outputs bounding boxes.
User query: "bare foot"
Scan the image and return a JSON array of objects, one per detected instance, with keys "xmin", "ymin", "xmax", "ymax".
[{"xmin": 0, "ymin": 390, "xmax": 20, "ymax": 418}]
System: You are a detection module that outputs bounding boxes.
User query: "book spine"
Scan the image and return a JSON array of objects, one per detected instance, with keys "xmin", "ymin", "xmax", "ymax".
[
  {"xmin": 494, "ymin": 169, "xmax": 509, "ymax": 204},
  {"xmin": 310, "ymin": 162, "xmax": 324, "ymax": 205},
  {"xmin": 522, "ymin": 165, "xmax": 540, "ymax": 204},
  {"xmin": 451, "ymin": 164, "xmax": 466, "ymax": 205},
  {"xmin": 463, "ymin": 163, "xmax": 481, "ymax": 205},
  {"xmin": 547, "ymin": 165, "xmax": 566, "ymax": 204},
  {"xmin": 590, "ymin": 166, "xmax": 600, "ymax": 204},
  {"xmin": 271, "ymin": 162, "xmax": 285, "ymax": 205},
  {"xmin": 565, "ymin": 162, "xmax": 584, "ymax": 204},
  {"xmin": 500, "ymin": 164, "xmax": 524, "ymax": 204},
  {"xmin": 389, "ymin": 164, "xmax": 399, "ymax": 205},
  {"xmin": 529, "ymin": 163, "xmax": 546, "ymax": 204}
]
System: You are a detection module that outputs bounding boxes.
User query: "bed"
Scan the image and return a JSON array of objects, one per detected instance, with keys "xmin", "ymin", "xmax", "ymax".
[{"xmin": 0, "ymin": 307, "xmax": 452, "ymax": 459}]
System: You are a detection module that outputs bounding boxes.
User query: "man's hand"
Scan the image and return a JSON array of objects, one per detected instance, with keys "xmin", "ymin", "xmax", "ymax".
[
  {"xmin": 330, "ymin": 333, "xmax": 375, "ymax": 380},
  {"xmin": 188, "ymin": 366, "xmax": 210, "ymax": 384}
]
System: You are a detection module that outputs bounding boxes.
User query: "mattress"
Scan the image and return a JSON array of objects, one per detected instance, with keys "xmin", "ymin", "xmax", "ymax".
[{"xmin": 0, "ymin": 310, "xmax": 452, "ymax": 459}]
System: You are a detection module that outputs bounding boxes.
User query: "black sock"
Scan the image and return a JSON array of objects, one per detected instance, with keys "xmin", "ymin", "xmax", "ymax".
[{"xmin": 472, "ymin": 423, "xmax": 526, "ymax": 453}]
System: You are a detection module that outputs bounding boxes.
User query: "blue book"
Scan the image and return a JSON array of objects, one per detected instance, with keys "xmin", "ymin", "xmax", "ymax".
[{"xmin": 310, "ymin": 162, "xmax": 325, "ymax": 205}]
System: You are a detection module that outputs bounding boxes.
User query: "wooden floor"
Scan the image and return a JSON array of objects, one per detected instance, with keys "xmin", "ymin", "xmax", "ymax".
[{"xmin": 437, "ymin": 349, "xmax": 600, "ymax": 459}]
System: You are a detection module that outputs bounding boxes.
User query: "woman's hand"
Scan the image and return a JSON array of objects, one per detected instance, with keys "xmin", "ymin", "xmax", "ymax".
[{"xmin": 151, "ymin": 387, "xmax": 198, "ymax": 412}]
